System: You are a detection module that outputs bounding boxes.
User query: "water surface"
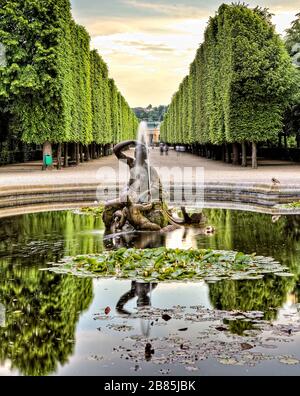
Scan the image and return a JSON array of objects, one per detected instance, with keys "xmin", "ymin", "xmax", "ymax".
[{"xmin": 0, "ymin": 210, "xmax": 300, "ymax": 376}]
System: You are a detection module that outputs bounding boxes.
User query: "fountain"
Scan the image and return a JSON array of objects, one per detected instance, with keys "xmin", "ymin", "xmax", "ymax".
[
  {"xmin": 135, "ymin": 121, "xmax": 152, "ymax": 202},
  {"xmin": 102, "ymin": 122, "xmax": 211, "ymax": 238}
]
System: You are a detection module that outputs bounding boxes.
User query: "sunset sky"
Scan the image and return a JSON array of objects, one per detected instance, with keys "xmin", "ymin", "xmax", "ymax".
[{"xmin": 70, "ymin": 0, "xmax": 299, "ymax": 107}]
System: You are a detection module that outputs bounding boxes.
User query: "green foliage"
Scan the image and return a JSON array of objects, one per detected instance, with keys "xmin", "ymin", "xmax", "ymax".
[
  {"xmin": 119, "ymin": 95, "xmax": 138, "ymax": 142},
  {"xmin": 161, "ymin": 4, "xmax": 296, "ymax": 146},
  {"xmin": 49, "ymin": 247, "xmax": 291, "ymax": 282},
  {"xmin": 90, "ymin": 50, "xmax": 114, "ymax": 144},
  {"xmin": 284, "ymin": 14, "xmax": 300, "ymax": 140},
  {"xmin": 109, "ymin": 79, "xmax": 120, "ymax": 144},
  {"xmin": 0, "ymin": 265, "xmax": 93, "ymax": 376},
  {"xmin": 69, "ymin": 23, "xmax": 92, "ymax": 144},
  {"xmin": 133, "ymin": 105, "xmax": 168, "ymax": 123},
  {"xmin": 77, "ymin": 205, "xmax": 105, "ymax": 217},
  {"xmin": 277, "ymin": 201, "xmax": 300, "ymax": 209},
  {"xmin": 285, "ymin": 13, "xmax": 300, "ymax": 63},
  {"xmin": 210, "ymin": 276, "xmax": 294, "ymax": 321},
  {"xmin": 0, "ymin": 0, "xmax": 137, "ymax": 149},
  {"xmin": 0, "ymin": 0, "xmax": 73, "ymax": 143},
  {"xmin": 0, "ymin": 210, "xmax": 110, "ymax": 375}
]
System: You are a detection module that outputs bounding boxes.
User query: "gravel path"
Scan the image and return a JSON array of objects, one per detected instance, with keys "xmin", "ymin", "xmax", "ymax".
[{"xmin": 0, "ymin": 148, "xmax": 299, "ymax": 188}]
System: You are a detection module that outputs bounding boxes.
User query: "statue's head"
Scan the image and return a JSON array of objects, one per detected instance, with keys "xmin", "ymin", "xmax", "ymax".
[{"xmin": 135, "ymin": 144, "xmax": 148, "ymax": 164}]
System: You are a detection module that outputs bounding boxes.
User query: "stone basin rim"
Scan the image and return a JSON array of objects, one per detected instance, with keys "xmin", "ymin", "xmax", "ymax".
[
  {"xmin": 0, "ymin": 181, "xmax": 299, "ymax": 218},
  {"xmin": 0, "ymin": 200, "xmax": 299, "ymax": 220}
]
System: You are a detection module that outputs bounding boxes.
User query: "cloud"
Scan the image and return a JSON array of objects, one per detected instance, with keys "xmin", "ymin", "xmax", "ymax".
[
  {"xmin": 91, "ymin": 23, "xmax": 202, "ymax": 106},
  {"xmin": 272, "ymin": 11, "xmax": 299, "ymax": 35},
  {"xmin": 122, "ymin": 0, "xmax": 210, "ymax": 18},
  {"xmin": 116, "ymin": 41, "xmax": 175, "ymax": 52},
  {"xmin": 71, "ymin": 0, "xmax": 298, "ymax": 107},
  {"xmin": 123, "ymin": 0, "xmax": 300, "ymax": 19},
  {"xmin": 262, "ymin": 0, "xmax": 300, "ymax": 11},
  {"xmin": 72, "ymin": 15, "xmax": 189, "ymax": 37}
]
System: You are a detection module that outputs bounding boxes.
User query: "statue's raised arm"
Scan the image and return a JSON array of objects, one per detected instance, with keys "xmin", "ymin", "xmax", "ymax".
[{"xmin": 113, "ymin": 140, "xmax": 138, "ymax": 168}]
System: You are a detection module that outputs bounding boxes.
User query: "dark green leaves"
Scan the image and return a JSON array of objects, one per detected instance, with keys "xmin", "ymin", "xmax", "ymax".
[{"xmin": 0, "ymin": 0, "xmax": 137, "ymax": 145}]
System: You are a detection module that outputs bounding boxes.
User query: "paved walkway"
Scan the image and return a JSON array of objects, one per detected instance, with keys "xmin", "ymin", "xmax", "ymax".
[{"xmin": 0, "ymin": 148, "xmax": 300, "ymax": 188}]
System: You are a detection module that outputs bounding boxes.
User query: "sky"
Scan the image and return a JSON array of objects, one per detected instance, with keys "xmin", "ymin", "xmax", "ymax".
[{"xmin": 70, "ymin": 0, "xmax": 299, "ymax": 107}]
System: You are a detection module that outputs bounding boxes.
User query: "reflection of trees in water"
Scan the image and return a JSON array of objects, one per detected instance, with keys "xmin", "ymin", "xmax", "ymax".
[
  {"xmin": 209, "ymin": 276, "xmax": 295, "ymax": 321},
  {"xmin": 283, "ymin": 215, "xmax": 300, "ymax": 239},
  {"xmin": 205, "ymin": 210, "xmax": 300, "ymax": 283},
  {"xmin": 0, "ymin": 211, "xmax": 105, "ymax": 261},
  {"xmin": 0, "ymin": 261, "xmax": 93, "ymax": 376},
  {"xmin": 208, "ymin": 211, "xmax": 298, "ymax": 327},
  {"xmin": 0, "ymin": 211, "xmax": 99, "ymax": 376},
  {"xmin": 281, "ymin": 216, "xmax": 300, "ymax": 299},
  {"xmin": 223, "ymin": 319, "xmax": 256, "ymax": 336},
  {"xmin": 1, "ymin": 209, "xmax": 300, "ymax": 372},
  {"xmin": 205, "ymin": 210, "xmax": 233, "ymax": 249},
  {"xmin": 205, "ymin": 210, "xmax": 289, "ymax": 255}
]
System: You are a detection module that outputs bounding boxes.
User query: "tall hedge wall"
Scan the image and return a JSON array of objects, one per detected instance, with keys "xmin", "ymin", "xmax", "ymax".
[
  {"xmin": 0, "ymin": 0, "xmax": 137, "ymax": 163},
  {"xmin": 161, "ymin": 4, "xmax": 296, "ymax": 167}
]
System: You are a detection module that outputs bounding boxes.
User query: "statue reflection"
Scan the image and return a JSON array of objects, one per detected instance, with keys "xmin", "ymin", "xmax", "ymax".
[
  {"xmin": 116, "ymin": 281, "xmax": 158, "ymax": 337},
  {"xmin": 116, "ymin": 281, "xmax": 158, "ymax": 315},
  {"xmin": 104, "ymin": 229, "xmax": 166, "ymax": 250}
]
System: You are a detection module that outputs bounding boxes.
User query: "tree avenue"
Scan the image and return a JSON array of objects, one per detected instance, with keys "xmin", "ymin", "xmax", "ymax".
[
  {"xmin": 160, "ymin": 4, "xmax": 298, "ymax": 168},
  {"xmin": 284, "ymin": 13, "xmax": 300, "ymax": 149},
  {"xmin": 0, "ymin": 0, "xmax": 138, "ymax": 168}
]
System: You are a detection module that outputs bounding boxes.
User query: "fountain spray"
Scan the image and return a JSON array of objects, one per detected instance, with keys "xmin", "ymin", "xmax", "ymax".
[{"xmin": 136, "ymin": 121, "xmax": 152, "ymax": 202}]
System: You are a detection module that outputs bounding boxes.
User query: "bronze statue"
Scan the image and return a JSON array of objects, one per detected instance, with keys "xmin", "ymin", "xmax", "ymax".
[
  {"xmin": 103, "ymin": 140, "xmax": 213, "ymax": 236},
  {"xmin": 112, "ymin": 140, "xmax": 162, "ymax": 204}
]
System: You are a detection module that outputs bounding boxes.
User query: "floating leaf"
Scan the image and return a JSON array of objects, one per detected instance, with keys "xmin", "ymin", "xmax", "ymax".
[
  {"xmin": 185, "ymin": 366, "xmax": 199, "ymax": 372},
  {"xmin": 241, "ymin": 343, "xmax": 254, "ymax": 351},
  {"xmin": 274, "ymin": 273, "xmax": 294, "ymax": 278},
  {"xmin": 12, "ymin": 310, "xmax": 23, "ymax": 315},
  {"xmin": 216, "ymin": 326, "xmax": 228, "ymax": 332},
  {"xmin": 48, "ymin": 248, "xmax": 291, "ymax": 283},
  {"xmin": 279, "ymin": 357, "xmax": 300, "ymax": 365},
  {"xmin": 218, "ymin": 358, "xmax": 240, "ymax": 366}
]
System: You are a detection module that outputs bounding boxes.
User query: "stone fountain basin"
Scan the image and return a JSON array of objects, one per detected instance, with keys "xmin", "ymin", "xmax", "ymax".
[{"xmin": 1, "ymin": 182, "xmax": 300, "ymax": 218}]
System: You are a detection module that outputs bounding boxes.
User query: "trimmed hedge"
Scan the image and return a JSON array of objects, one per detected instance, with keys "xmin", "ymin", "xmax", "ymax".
[
  {"xmin": 161, "ymin": 4, "xmax": 296, "ymax": 167},
  {"xmin": 0, "ymin": 0, "xmax": 137, "ymax": 162}
]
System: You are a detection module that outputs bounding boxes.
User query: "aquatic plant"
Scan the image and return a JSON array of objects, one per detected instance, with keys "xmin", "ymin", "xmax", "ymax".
[
  {"xmin": 276, "ymin": 201, "xmax": 300, "ymax": 209},
  {"xmin": 76, "ymin": 205, "xmax": 105, "ymax": 217},
  {"xmin": 48, "ymin": 247, "xmax": 293, "ymax": 282}
]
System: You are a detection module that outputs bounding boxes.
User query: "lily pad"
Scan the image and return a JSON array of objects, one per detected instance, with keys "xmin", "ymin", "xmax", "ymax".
[
  {"xmin": 279, "ymin": 357, "xmax": 300, "ymax": 365},
  {"xmin": 74, "ymin": 206, "xmax": 104, "ymax": 217},
  {"xmin": 241, "ymin": 343, "xmax": 254, "ymax": 351},
  {"xmin": 47, "ymin": 248, "xmax": 291, "ymax": 283},
  {"xmin": 218, "ymin": 358, "xmax": 240, "ymax": 366},
  {"xmin": 185, "ymin": 366, "xmax": 199, "ymax": 372},
  {"xmin": 274, "ymin": 273, "xmax": 294, "ymax": 278}
]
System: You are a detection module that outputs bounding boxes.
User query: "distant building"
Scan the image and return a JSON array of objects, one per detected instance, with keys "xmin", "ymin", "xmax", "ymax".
[{"xmin": 147, "ymin": 122, "xmax": 160, "ymax": 145}]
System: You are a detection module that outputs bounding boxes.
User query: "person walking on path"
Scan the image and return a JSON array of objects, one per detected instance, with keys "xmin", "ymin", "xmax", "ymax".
[{"xmin": 160, "ymin": 143, "xmax": 164, "ymax": 156}]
